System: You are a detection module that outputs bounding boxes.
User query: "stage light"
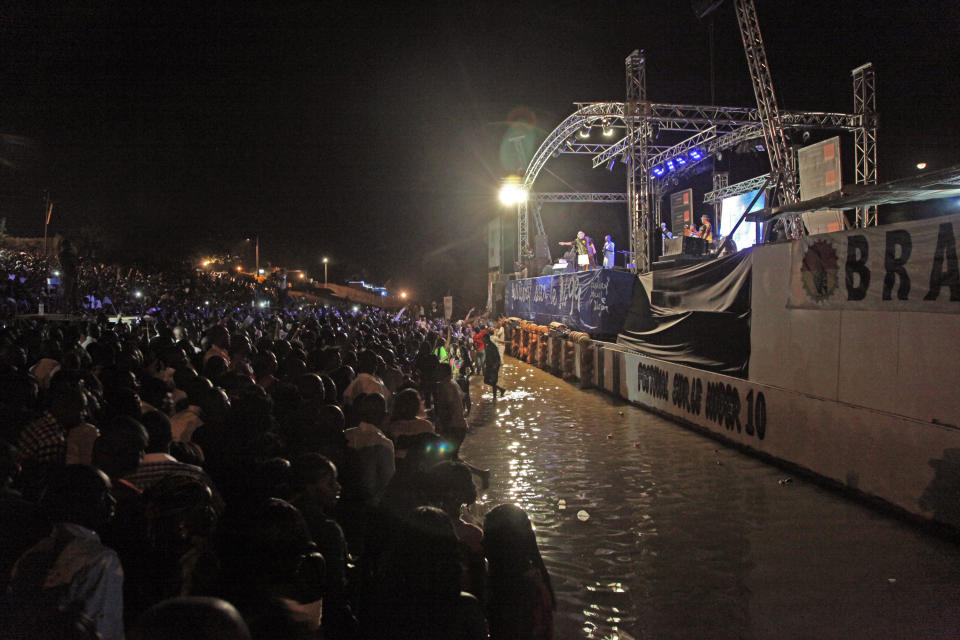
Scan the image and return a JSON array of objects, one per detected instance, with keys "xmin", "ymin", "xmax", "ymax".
[
  {"xmin": 676, "ymin": 157, "xmax": 686, "ymax": 166},
  {"xmin": 499, "ymin": 181, "xmax": 527, "ymax": 206},
  {"xmin": 578, "ymin": 125, "xmax": 590, "ymax": 138},
  {"xmin": 607, "ymin": 159, "xmax": 616, "ymax": 171},
  {"xmin": 916, "ymin": 162, "xmax": 927, "ymax": 170},
  {"xmin": 400, "ymin": 291, "xmax": 408, "ymax": 299},
  {"xmin": 689, "ymin": 150, "xmax": 702, "ymax": 160},
  {"xmin": 666, "ymin": 160, "xmax": 675, "ymax": 171},
  {"xmin": 53, "ymin": 270, "xmax": 60, "ymax": 276},
  {"xmin": 652, "ymin": 166, "xmax": 665, "ymax": 177},
  {"xmin": 602, "ymin": 120, "xmax": 614, "ymax": 136},
  {"xmin": 134, "ymin": 291, "xmax": 142, "ymax": 298}
]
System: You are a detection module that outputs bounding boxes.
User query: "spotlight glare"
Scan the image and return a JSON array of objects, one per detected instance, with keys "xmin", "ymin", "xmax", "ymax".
[
  {"xmin": 499, "ymin": 182, "xmax": 527, "ymax": 206},
  {"xmin": 916, "ymin": 162, "xmax": 927, "ymax": 170}
]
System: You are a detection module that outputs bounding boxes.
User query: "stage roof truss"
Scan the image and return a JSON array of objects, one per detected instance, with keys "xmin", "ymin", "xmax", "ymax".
[
  {"xmin": 533, "ymin": 192, "xmax": 628, "ymax": 203},
  {"xmin": 704, "ymin": 173, "xmax": 772, "ymax": 204}
]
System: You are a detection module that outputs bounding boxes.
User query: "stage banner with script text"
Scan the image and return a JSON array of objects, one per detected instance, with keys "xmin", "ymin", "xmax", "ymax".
[
  {"xmin": 504, "ymin": 268, "xmax": 637, "ymax": 335},
  {"xmin": 787, "ymin": 213, "xmax": 959, "ymax": 313}
]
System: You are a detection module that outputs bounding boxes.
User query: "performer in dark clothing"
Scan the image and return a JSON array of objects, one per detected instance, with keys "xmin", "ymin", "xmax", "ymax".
[
  {"xmin": 482, "ymin": 334, "xmax": 505, "ymax": 398},
  {"xmin": 558, "ymin": 231, "xmax": 596, "ymax": 271}
]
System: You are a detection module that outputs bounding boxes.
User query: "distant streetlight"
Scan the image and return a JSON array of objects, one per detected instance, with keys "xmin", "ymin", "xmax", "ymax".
[{"xmin": 322, "ymin": 257, "xmax": 329, "ymax": 286}]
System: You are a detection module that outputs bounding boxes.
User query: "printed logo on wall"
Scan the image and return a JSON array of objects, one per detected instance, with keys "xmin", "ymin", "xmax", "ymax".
[{"xmin": 799, "ymin": 239, "xmax": 840, "ymax": 302}]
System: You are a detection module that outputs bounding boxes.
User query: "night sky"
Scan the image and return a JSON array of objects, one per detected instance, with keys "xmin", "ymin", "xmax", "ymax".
[{"xmin": 1, "ymin": 1, "xmax": 958, "ymax": 305}]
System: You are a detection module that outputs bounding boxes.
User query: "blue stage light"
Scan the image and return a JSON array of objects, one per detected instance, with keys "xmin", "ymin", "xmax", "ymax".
[
  {"xmin": 666, "ymin": 160, "xmax": 675, "ymax": 171},
  {"xmin": 676, "ymin": 156, "xmax": 686, "ymax": 166},
  {"xmin": 690, "ymin": 149, "xmax": 702, "ymax": 159},
  {"xmin": 652, "ymin": 166, "xmax": 665, "ymax": 176}
]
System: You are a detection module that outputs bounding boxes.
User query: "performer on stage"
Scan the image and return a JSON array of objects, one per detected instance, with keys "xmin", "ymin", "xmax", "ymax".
[
  {"xmin": 602, "ymin": 235, "xmax": 615, "ymax": 268},
  {"xmin": 696, "ymin": 214, "xmax": 714, "ymax": 244},
  {"xmin": 559, "ymin": 231, "xmax": 596, "ymax": 271},
  {"xmin": 659, "ymin": 222, "xmax": 674, "ymax": 254}
]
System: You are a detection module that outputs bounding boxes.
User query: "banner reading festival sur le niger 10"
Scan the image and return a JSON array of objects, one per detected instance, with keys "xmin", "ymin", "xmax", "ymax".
[{"xmin": 787, "ymin": 213, "xmax": 959, "ymax": 313}]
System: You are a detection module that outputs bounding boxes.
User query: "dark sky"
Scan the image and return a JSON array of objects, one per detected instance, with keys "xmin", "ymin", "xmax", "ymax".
[{"xmin": 1, "ymin": 1, "xmax": 958, "ymax": 304}]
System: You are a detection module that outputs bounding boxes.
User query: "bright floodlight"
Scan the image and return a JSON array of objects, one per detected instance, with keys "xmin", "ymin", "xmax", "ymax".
[
  {"xmin": 916, "ymin": 162, "xmax": 927, "ymax": 170},
  {"xmin": 499, "ymin": 182, "xmax": 527, "ymax": 206},
  {"xmin": 322, "ymin": 257, "xmax": 328, "ymax": 264},
  {"xmin": 602, "ymin": 121, "xmax": 614, "ymax": 136},
  {"xmin": 134, "ymin": 291, "xmax": 142, "ymax": 298},
  {"xmin": 400, "ymin": 291, "xmax": 408, "ymax": 299}
]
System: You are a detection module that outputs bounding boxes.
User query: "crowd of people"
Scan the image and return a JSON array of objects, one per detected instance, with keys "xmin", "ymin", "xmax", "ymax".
[{"xmin": 0, "ymin": 247, "xmax": 553, "ymax": 640}]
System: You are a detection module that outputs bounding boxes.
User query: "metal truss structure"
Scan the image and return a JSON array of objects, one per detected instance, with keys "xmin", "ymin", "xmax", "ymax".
[
  {"xmin": 533, "ymin": 192, "xmax": 627, "ymax": 203},
  {"xmin": 624, "ymin": 50, "xmax": 651, "ymax": 272},
  {"xmin": 703, "ymin": 173, "xmax": 771, "ymax": 205},
  {"xmin": 711, "ymin": 171, "xmax": 729, "ymax": 222},
  {"xmin": 852, "ymin": 62, "xmax": 878, "ymax": 226},
  {"xmin": 733, "ymin": 0, "xmax": 797, "ymax": 204}
]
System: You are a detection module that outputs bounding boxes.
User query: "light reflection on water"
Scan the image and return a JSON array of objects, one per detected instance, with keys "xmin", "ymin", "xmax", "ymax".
[{"xmin": 462, "ymin": 359, "xmax": 960, "ymax": 640}]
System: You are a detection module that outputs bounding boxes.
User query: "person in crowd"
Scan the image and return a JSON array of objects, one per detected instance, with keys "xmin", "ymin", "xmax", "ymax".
[
  {"xmin": 202, "ymin": 326, "xmax": 230, "ymax": 367},
  {"xmin": 435, "ymin": 362, "xmax": 468, "ymax": 451},
  {"xmin": 472, "ymin": 324, "xmax": 487, "ymax": 375},
  {"xmin": 384, "ymin": 388, "xmax": 435, "ymax": 461},
  {"xmin": 131, "ymin": 596, "xmax": 251, "ymax": 640},
  {"xmin": 123, "ymin": 410, "xmax": 217, "ymax": 497},
  {"xmin": 17, "ymin": 380, "xmax": 88, "ymax": 466},
  {"xmin": 492, "ymin": 320, "xmax": 506, "ymax": 358},
  {"xmin": 0, "ymin": 440, "xmax": 49, "ymax": 593},
  {"xmin": 483, "ymin": 333, "xmax": 506, "ymax": 398},
  {"xmin": 342, "ymin": 393, "xmax": 395, "ymax": 506},
  {"xmin": 425, "ymin": 461, "xmax": 485, "ymax": 602},
  {"xmin": 483, "ymin": 503, "xmax": 555, "ymax": 640},
  {"xmin": 342, "ymin": 349, "xmax": 390, "ymax": 407},
  {"xmin": 214, "ymin": 498, "xmax": 326, "ymax": 639},
  {"xmin": 373, "ymin": 506, "xmax": 487, "ymax": 640},
  {"xmin": 7, "ymin": 464, "xmax": 124, "ymax": 640},
  {"xmin": 289, "ymin": 453, "xmax": 357, "ymax": 639}
]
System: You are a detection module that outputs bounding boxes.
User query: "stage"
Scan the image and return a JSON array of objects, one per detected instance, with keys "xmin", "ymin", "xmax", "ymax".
[{"xmin": 503, "ymin": 268, "xmax": 637, "ymax": 336}]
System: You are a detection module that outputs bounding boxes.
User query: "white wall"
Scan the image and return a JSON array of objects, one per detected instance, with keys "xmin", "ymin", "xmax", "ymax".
[{"xmin": 750, "ymin": 242, "xmax": 960, "ymax": 427}]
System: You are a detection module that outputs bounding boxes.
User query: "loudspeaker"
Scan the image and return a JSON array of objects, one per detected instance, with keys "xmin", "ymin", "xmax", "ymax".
[{"xmin": 663, "ymin": 236, "xmax": 707, "ymax": 257}]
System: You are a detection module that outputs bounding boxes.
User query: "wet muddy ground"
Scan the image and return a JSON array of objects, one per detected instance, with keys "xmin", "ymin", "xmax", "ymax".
[{"xmin": 459, "ymin": 357, "xmax": 960, "ymax": 640}]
